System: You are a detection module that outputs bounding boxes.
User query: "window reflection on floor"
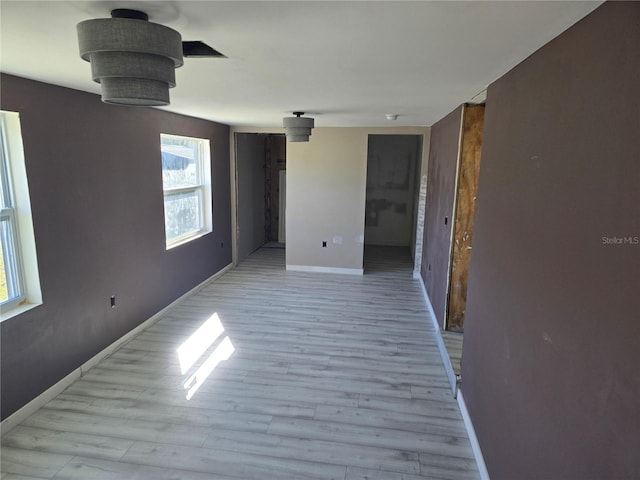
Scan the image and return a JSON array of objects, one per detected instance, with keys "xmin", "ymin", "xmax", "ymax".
[{"xmin": 176, "ymin": 312, "xmax": 235, "ymax": 400}]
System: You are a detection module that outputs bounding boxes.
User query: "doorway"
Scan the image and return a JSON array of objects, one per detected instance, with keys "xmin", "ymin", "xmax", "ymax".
[
  {"xmin": 235, "ymin": 133, "xmax": 286, "ymax": 263},
  {"xmin": 364, "ymin": 134, "xmax": 423, "ymax": 273}
]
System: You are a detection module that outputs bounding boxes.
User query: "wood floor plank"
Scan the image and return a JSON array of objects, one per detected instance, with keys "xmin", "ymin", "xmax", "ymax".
[
  {"xmin": 1, "ymin": 474, "xmax": 49, "ymax": 480},
  {"xmin": 51, "ymin": 457, "xmax": 237, "ymax": 480},
  {"xmin": 346, "ymin": 465, "xmax": 427, "ymax": 480},
  {"xmin": 43, "ymin": 398, "xmax": 273, "ymax": 434},
  {"xmin": 61, "ymin": 380, "xmax": 146, "ymax": 401},
  {"xmin": 358, "ymin": 394, "xmax": 463, "ymax": 419},
  {"xmin": 313, "ymin": 404, "xmax": 469, "ymax": 436},
  {"xmin": 201, "ymin": 429, "xmax": 421, "ymax": 475},
  {"xmin": 410, "ymin": 385, "xmax": 455, "ymax": 401},
  {"xmin": 22, "ymin": 409, "xmax": 209, "ymax": 448},
  {"xmin": 441, "ymin": 331, "xmax": 464, "ymax": 375},
  {"xmin": 286, "ymin": 363, "xmax": 445, "ymax": 390},
  {"xmin": 1, "ymin": 426, "xmax": 133, "ymax": 462},
  {"xmin": 121, "ymin": 441, "xmax": 347, "ymax": 480},
  {"xmin": 0, "ymin": 447, "xmax": 72, "ymax": 479},
  {"xmin": 194, "ymin": 379, "xmax": 361, "ymax": 407},
  {"xmin": 135, "ymin": 387, "xmax": 319, "ymax": 418},
  {"xmin": 240, "ymin": 371, "xmax": 414, "ymax": 399},
  {"xmin": 1, "ymin": 246, "xmax": 479, "ymax": 479},
  {"xmin": 267, "ymin": 416, "xmax": 475, "ymax": 459},
  {"xmin": 419, "ymin": 452, "xmax": 480, "ymax": 479}
]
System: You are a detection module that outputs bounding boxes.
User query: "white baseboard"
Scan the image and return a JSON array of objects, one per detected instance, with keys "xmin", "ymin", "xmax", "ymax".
[
  {"xmin": 0, "ymin": 263, "xmax": 233, "ymax": 436},
  {"xmin": 286, "ymin": 264, "xmax": 364, "ymax": 276},
  {"xmin": 417, "ymin": 275, "xmax": 457, "ymax": 394},
  {"xmin": 457, "ymin": 391, "xmax": 491, "ymax": 480},
  {"xmin": 416, "ymin": 275, "xmax": 489, "ymax": 478},
  {"xmin": 0, "ymin": 367, "xmax": 81, "ymax": 435}
]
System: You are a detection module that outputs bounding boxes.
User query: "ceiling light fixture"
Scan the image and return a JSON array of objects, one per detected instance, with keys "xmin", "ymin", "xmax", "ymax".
[
  {"xmin": 77, "ymin": 9, "xmax": 183, "ymax": 106},
  {"xmin": 283, "ymin": 112, "xmax": 314, "ymax": 142},
  {"xmin": 385, "ymin": 114, "xmax": 399, "ymax": 121}
]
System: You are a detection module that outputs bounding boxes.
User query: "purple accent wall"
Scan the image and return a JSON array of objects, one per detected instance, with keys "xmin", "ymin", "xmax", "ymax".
[
  {"xmin": 0, "ymin": 74, "xmax": 232, "ymax": 419},
  {"xmin": 462, "ymin": 3, "xmax": 640, "ymax": 478},
  {"xmin": 420, "ymin": 106, "xmax": 462, "ymax": 327}
]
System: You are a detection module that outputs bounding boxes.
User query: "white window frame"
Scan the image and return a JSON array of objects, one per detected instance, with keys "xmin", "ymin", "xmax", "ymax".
[
  {"xmin": 1, "ymin": 111, "xmax": 42, "ymax": 321},
  {"xmin": 160, "ymin": 133, "xmax": 212, "ymax": 249}
]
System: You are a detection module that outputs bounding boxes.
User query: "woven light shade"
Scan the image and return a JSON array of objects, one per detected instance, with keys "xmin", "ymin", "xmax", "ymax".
[
  {"xmin": 283, "ymin": 112, "xmax": 314, "ymax": 142},
  {"xmin": 77, "ymin": 9, "xmax": 183, "ymax": 106}
]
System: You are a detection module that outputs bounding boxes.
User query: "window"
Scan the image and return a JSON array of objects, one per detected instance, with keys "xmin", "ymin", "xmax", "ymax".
[
  {"xmin": 1, "ymin": 111, "xmax": 41, "ymax": 320},
  {"xmin": 160, "ymin": 134, "xmax": 212, "ymax": 248},
  {"xmin": 0, "ymin": 119, "xmax": 23, "ymax": 309}
]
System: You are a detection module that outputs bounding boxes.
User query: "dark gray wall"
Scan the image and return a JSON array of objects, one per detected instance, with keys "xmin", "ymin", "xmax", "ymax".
[
  {"xmin": 236, "ymin": 133, "xmax": 266, "ymax": 262},
  {"xmin": 462, "ymin": 3, "xmax": 640, "ymax": 478},
  {"xmin": 420, "ymin": 107, "xmax": 462, "ymax": 327},
  {"xmin": 0, "ymin": 74, "xmax": 232, "ymax": 420}
]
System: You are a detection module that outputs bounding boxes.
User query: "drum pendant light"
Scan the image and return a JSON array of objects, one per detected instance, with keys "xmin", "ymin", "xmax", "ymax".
[
  {"xmin": 77, "ymin": 9, "xmax": 184, "ymax": 106},
  {"xmin": 283, "ymin": 112, "xmax": 314, "ymax": 142}
]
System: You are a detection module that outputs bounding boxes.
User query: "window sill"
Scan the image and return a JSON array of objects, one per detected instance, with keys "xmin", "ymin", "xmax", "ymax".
[
  {"xmin": 166, "ymin": 229, "xmax": 212, "ymax": 250},
  {"xmin": 1, "ymin": 301, "xmax": 42, "ymax": 322}
]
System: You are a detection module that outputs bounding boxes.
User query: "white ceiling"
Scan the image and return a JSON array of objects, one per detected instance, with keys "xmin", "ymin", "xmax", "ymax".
[{"xmin": 0, "ymin": 1, "xmax": 602, "ymax": 127}]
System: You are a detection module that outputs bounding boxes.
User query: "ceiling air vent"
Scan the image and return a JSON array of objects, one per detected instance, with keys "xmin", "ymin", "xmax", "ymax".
[{"xmin": 182, "ymin": 41, "xmax": 226, "ymax": 58}]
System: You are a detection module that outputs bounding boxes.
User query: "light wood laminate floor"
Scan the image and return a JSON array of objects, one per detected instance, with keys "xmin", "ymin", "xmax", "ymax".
[
  {"xmin": 441, "ymin": 332, "xmax": 463, "ymax": 377},
  {"xmin": 1, "ymin": 247, "xmax": 480, "ymax": 480}
]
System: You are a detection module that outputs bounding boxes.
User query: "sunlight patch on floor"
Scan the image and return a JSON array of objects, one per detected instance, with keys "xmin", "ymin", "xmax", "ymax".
[
  {"xmin": 183, "ymin": 336, "xmax": 234, "ymax": 400},
  {"xmin": 177, "ymin": 313, "xmax": 224, "ymax": 375},
  {"xmin": 176, "ymin": 312, "xmax": 235, "ymax": 400}
]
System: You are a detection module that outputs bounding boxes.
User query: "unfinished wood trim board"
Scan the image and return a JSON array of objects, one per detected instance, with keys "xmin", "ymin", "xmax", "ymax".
[
  {"xmin": 446, "ymin": 104, "xmax": 485, "ymax": 331},
  {"xmin": 442, "ymin": 107, "xmax": 466, "ymax": 329}
]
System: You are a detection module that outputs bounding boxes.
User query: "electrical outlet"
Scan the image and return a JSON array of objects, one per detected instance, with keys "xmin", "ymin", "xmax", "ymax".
[
  {"xmin": 322, "ymin": 241, "xmax": 327, "ymax": 248},
  {"xmin": 110, "ymin": 295, "xmax": 116, "ymax": 308}
]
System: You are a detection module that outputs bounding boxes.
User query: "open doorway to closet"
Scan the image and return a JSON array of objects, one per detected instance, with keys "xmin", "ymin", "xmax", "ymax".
[
  {"xmin": 235, "ymin": 133, "xmax": 286, "ymax": 264},
  {"xmin": 364, "ymin": 134, "xmax": 423, "ymax": 274}
]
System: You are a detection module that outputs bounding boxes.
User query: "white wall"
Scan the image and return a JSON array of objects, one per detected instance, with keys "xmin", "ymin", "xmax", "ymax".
[
  {"xmin": 412, "ymin": 129, "xmax": 431, "ymax": 261},
  {"xmin": 286, "ymin": 126, "xmax": 430, "ymax": 273}
]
